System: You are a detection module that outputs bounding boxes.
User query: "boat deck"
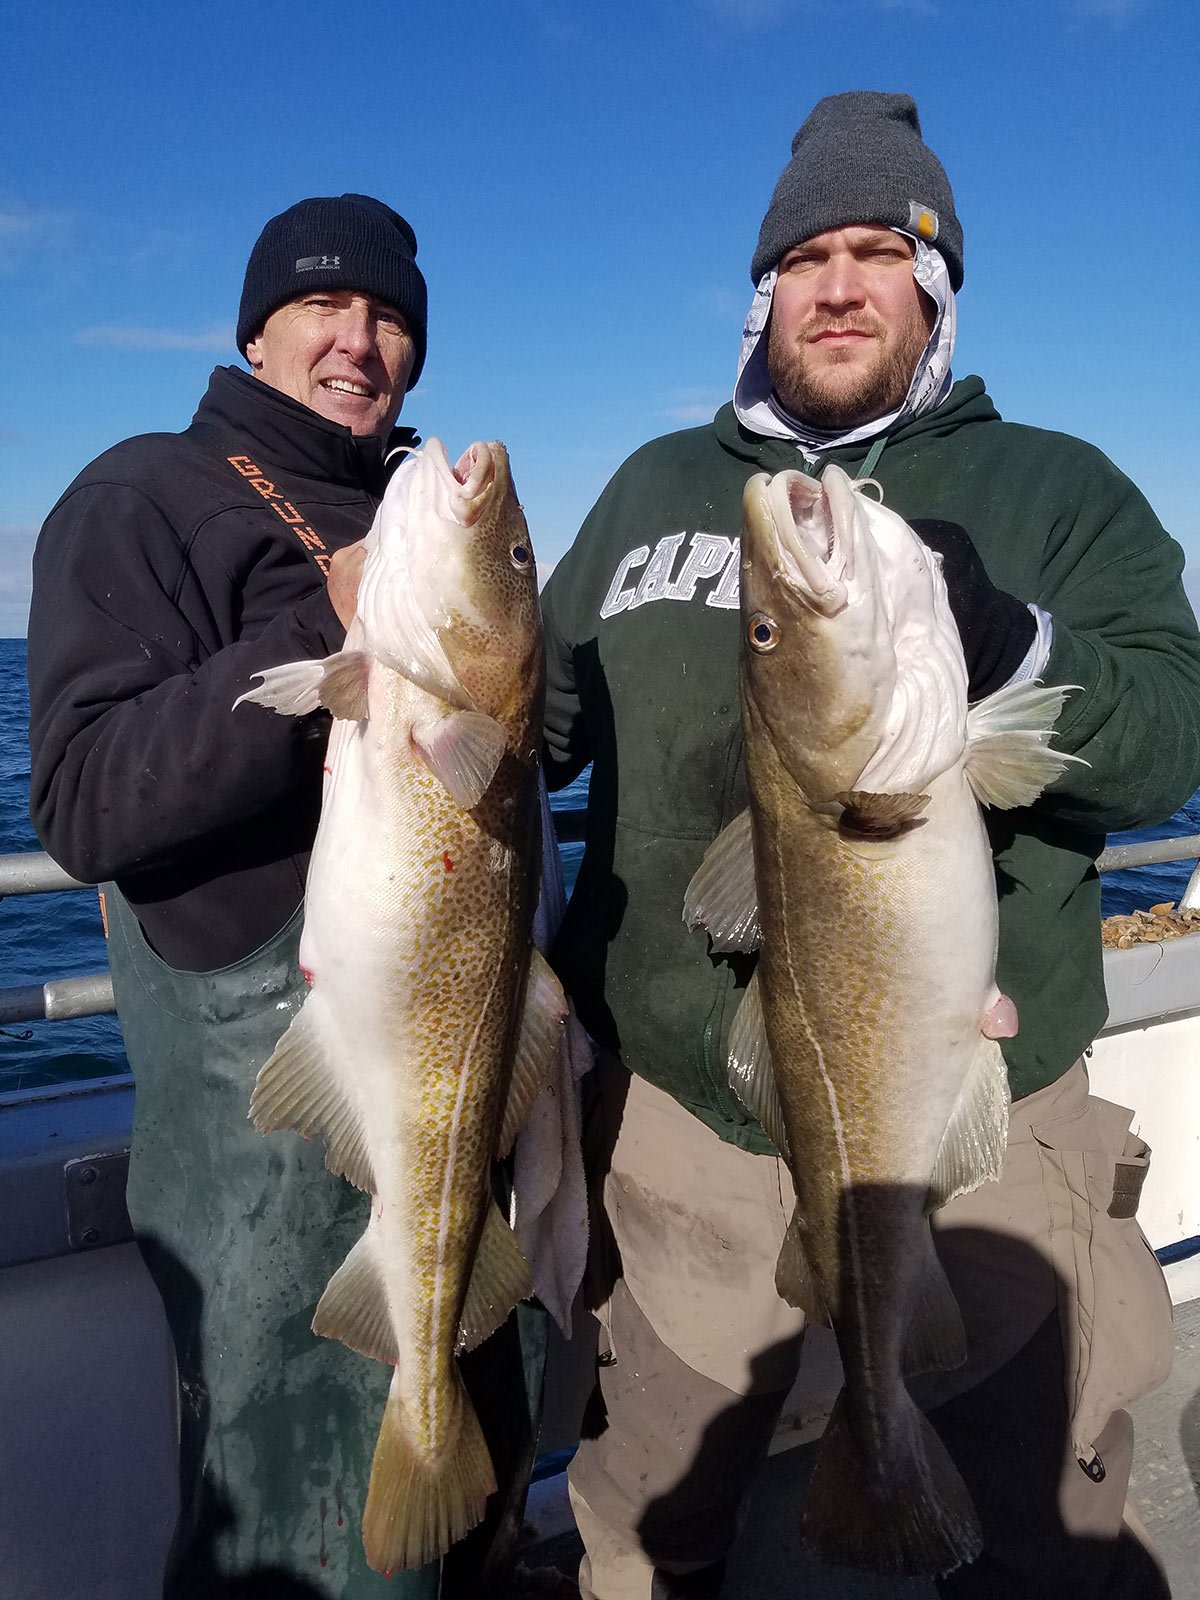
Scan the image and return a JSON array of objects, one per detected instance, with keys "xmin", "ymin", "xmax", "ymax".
[{"xmin": 521, "ymin": 1270, "xmax": 1200, "ymax": 1599}]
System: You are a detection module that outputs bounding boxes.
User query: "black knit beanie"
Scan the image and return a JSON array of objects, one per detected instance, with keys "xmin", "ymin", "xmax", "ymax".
[
  {"xmin": 236, "ymin": 193, "xmax": 428, "ymax": 387},
  {"xmin": 751, "ymin": 92, "xmax": 963, "ymax": 291}
]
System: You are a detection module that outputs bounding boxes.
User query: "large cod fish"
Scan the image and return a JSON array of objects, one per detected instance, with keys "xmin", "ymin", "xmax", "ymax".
[
  {"xmin": 236, "ymin": 439, "xmax": 566, "ymax": 1573},
  {"xmin": 684, "ymin": 464, "xmax": 1077, "ymax": 1576}
]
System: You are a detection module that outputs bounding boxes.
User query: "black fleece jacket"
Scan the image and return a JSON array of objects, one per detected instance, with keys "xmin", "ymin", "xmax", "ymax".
[{"xmin": 27, "ymin": 365, "xmax": 415, "ymax": 970}]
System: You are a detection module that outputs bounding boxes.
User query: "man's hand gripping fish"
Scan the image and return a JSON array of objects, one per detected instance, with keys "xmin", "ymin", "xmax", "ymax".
[
  {"xmin": 236, "ymin": 439, "xmax": 566, "ymax": 1573},
  {"xmin": 684, "ymin": 464, "xmax": 1080, "ymax": 1576}
]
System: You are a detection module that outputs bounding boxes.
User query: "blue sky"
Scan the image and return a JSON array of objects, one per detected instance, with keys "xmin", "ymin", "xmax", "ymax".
[{"xmin": 2, "ymin": 0, "xmax": 1197, "ymax": 635}]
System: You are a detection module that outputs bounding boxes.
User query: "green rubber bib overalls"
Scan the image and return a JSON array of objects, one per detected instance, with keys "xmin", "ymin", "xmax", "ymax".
[{"xmin": 105, "ymin": 888, "xmax": 545, "ymax": 1599}]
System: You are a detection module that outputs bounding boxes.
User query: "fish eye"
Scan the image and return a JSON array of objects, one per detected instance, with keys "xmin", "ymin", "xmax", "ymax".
[
  {"xmin": 510, "ymin": 542, "xmax": 532, "ymax": 570},
  {"xmin": 748, "ymin": 613, "xmax": 780, "ymax": 653}
]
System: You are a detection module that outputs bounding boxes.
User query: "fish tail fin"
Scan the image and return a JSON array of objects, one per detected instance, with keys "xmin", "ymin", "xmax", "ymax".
[
  {"xmin": 362, "ymin": 1370, "xmax": 496, "ymax": 1573},
  {"xmin": 803, "ymin": 1389, "xmax": 982, "ymax": 1577}
]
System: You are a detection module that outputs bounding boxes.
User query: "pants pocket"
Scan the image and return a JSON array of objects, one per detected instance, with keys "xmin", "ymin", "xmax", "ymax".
[{"xmin": 1032, "ymin": 1095, "xmax": 1174, "ymax": 1456}]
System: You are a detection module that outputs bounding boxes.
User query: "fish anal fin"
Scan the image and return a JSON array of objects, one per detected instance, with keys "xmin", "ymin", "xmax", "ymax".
[
  {"xmin": 683, "ymin": 807, "xmax": 762, "ymax": 953},
  {"xmin": 498, "ymin": 948, "xmax": 568, "ymax": 1157},
  {"xmin": 774, "ymin": 1207, "xmax": 827, "ymax": 1321},
  {"xmin": 802, "ymin": 1388, "xmax": 982, "ymax": 1576},
  {"xmin": 964, "ymin": 679, "xmax": 1087, "ymax": 810},
  {"xmin": 835, "ymin": 790, "xmax": 929, "ymax": 841},
  {"xmin": 728, "ymin": 970, "xmax": 790, "ymax": 1160},
  {"xmin": 312, "ymin": 1221, "xmax": 397, "ymax": 1366},
  {"xmin": 413, "ymin": 710, "xmax": 507, "ymax": 808},
  {"xmin": 902, "ymin": 1236, "xmax": 968, "ymax": 1377},
  {"xmin": 249, "ymin": 998, "xmax": 375, "ymax": 1193},
  {"xmin": 926, "ymin": 1034, "xmax": 1010, "ymax": 1212},
  {"xmin": 363, "ymin": 1370, "xmax": 496, "ymax": 1572},
  {"xmin": 457, "ymin": 1201, "xmax": 532, "ymax": 1355}
]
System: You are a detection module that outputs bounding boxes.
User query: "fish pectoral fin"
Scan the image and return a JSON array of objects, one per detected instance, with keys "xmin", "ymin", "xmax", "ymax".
[
  {"xmin": 233, "ymin": 658, "xmax": 329, "ymax": 716},
  {"xmin": 363, "ymin": 1369, "xmax": 495, "ymax": 1573},
  {"xmin": 774, "ymin": 1208, "xmax": 827, "ymax": 1321},
  {"xmin": 728, "ymin": 970, "xmax": 790, "ymax": 1160},
  {"xmin": 457, "ymin": 1201, "xmax": 533, "ymax": 1355},
  {"xmin": 964, "ymin": 678, "xmax": 1087, "ymax": 809},
  {"xmin": 498, "ymin": 948, "xmax": 568, "ymax": 1157},
  {"xmin": 315, "ymin": 650, "xmax": 372, "ymax": 720},
  {"xmin": 834, "ymin": 789, "xmax": 929, "ymax": 840},
  {"xmin": 312, "ymin": 1220, "xmax": 398, "ymax": 1365},
  {"xmin": 232, "ymin": 651, "xmax": 372, "ymax": 720},
  {"xmin": 412, "ymin": 710, "xmax": 508, "ymax": 808},
  {"xmin": 682, "ymin": 807, "xmax": 762, "ymax": 952},
  {"xmin": 926, "ymin": 1035, "xmax": 1010, "ymax": 1212},
  {"xmin": 903, "ymin": 1236, "xmax": 968, "ymax": 1376},
  {"xmin": 249, "ymin": 996, "xmax": 376, "ymax": 1193}
]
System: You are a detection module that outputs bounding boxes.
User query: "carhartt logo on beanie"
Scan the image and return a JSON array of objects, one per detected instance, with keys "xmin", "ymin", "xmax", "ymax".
[
  {"xmin": 236, "ymin": 193, "xmax": 429, "ymax": 387},
  {"xmin": 751, "ymin": 92, "xmax": 963, "ymax": 291}
]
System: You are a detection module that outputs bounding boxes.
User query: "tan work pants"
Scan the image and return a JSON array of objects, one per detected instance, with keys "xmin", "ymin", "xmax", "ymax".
[{"xmin": 568, "ymin": 1058, "xmax": 1174, "ymax": 1599}]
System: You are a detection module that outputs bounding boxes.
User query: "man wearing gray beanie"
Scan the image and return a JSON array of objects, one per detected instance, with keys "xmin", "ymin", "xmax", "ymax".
[
  {"xmin": 542, "ymin": 92, "xmax": 1198, "ymax": 1598},
  {"xmin": 27, "ymin": 194, "xmax": 542, "ymax": 1597}
]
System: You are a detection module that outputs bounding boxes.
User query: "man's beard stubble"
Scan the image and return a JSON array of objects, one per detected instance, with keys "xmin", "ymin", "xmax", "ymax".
[{"xmin": 767, "ymin": 308, "xmax": 932, "ymax": 432}]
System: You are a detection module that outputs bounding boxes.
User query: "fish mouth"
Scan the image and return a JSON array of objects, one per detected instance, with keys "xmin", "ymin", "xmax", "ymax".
[{"xmin": 748, "ymin": 470, "xmax": 848, "ymax": 617}]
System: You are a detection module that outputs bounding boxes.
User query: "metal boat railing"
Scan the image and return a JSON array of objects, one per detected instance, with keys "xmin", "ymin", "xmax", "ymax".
[{"xmin": 3, "ymin": 826, "xmax": 1200, "ymax": 1024}]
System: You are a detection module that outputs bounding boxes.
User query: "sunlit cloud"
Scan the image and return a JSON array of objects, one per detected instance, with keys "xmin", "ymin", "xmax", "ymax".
[
  {"xmin": 696, "ymin": 0, "xmax": 938, "ymax": 24},
  {"xmin": 0, "ymin": 205, "xmax": 75, "ymax": 272},
  {"xmin": 659, "ymin": 387, "xmax": 728, "ymax": 423},
  {"xmin": 0, "ymin": 523, "xmax": 37, "ymax": 636},
  {"xmin": 75, "ymin": 324, "xmax": 234, "ymax": 352},
  {"xmin": 694, "ymin": 285, "xmax": 750, "ymax": 321},
  {"xmin": 1073, "ymin": 0, "xmax": 1145, "ymax": 18}
]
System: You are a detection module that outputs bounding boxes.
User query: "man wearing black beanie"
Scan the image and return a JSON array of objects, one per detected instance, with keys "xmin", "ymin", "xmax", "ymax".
[
  {"xmin": 542, "ymin": 93, "xmax": 1200, "ymax": 1598},
  {"xmin": 27, "ymin": 195, "xmax": 541, "ymax": 1596}
]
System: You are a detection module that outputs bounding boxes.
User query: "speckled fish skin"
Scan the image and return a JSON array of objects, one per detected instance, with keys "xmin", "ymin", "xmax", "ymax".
[
  {"xmin": 738, "ymin": 464, "xmax": 1000, "ymax": 1576},
  {"xmin": 240, "ymin": 440, "xmax": 556, "ymax": 1574}
]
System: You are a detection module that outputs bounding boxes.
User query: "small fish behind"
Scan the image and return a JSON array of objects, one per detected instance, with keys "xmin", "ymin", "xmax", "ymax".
[
  {"xmin": 236, "ymin": 438, "xmax": 565, "ymax": 1573},
  {"xmin": 685, "ymin": 463, "xmax": 1080, "ymax": 1576}
]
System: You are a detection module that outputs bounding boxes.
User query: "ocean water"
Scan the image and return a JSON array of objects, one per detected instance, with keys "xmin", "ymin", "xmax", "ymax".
[{"xmin": 1, "ymin": 636, "xmax": 1195, "ymax": 1095}]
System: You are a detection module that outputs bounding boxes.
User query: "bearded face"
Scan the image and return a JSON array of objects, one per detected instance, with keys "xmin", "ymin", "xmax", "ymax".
[{"xmin": 766, "ymin": 225, "xmax": 937, "ymax": 431}]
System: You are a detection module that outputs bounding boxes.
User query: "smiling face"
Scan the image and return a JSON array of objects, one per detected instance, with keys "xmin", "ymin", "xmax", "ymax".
[
  {"xmin": 766, "ymin": 225, "xmax": 936, "ymax": 430},
  {"xmin": 245, "ymin": 290, "xmax": 416, "ymax": 437}
]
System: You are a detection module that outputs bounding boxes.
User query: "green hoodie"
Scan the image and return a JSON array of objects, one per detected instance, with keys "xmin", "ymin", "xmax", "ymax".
[{"xmin": 541, "ymin": 378, "xmax": 1200, "ymax": 1150}]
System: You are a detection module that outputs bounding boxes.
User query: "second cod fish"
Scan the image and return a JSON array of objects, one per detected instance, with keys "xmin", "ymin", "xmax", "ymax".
[
  {"xmin": 684, "ymin": 463, "xmax": 1077, "ymax": 1576},
  {"xmin": 236, "ymin": 438, "xmax": 565, "ymax": 1573}
]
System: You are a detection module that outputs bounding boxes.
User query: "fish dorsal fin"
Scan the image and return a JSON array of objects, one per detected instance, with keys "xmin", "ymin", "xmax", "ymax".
[
  {"xmin": 727, "ymin": 970, "xmax": 790, "ymax": 1161},
  {"xmin": 902, "ymin": 1235, "xmax": 968, "ymax": 1376},
  {"xmin": 683, "ymin": 807, "xmax": 762, "ymax": 953},
  {"xmin": 412, "ymin": 710, "xmax": 508, "ymax": 809},
  {"xmin": 497, "ymin": 948, "xmax": 568, "ymax": 1158},
  {"xmin": 835, "ymin": 790, "xmax": 929, "ymax": 840},
  {"xmin": 775, "ymin": 1206, "xmax": 827, "ymax": 1321},
  {"xmin": 232, "ymin": 650, "xmax": 372, "ymax": 720},
  {"xmin": 964, "ymin": 679, "xmax": 1085, "ymax": 809},
  {"xmin": 457, "ymin": 1200, "xmax": 533, "ymax": 1354},
  {"xmin": 249, "ymin": 996, "xmax": 376, "ymax": 1194},
  {"xmin": 312, "ymin": 1219, "xmax": 397, "ymax": 1366},
  {"xmin": 927, "ymin": 1033, "xmax": 1010, "ymax": 1212}
]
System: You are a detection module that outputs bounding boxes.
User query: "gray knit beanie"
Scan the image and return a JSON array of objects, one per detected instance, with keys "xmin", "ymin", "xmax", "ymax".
[
  {"xmin": 751, "ymin": 92, "xmax": 963, "ymax": 291},
  {"xmin": 236, "ymin": 193, "xmax": 428, "ymax": 387}
]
